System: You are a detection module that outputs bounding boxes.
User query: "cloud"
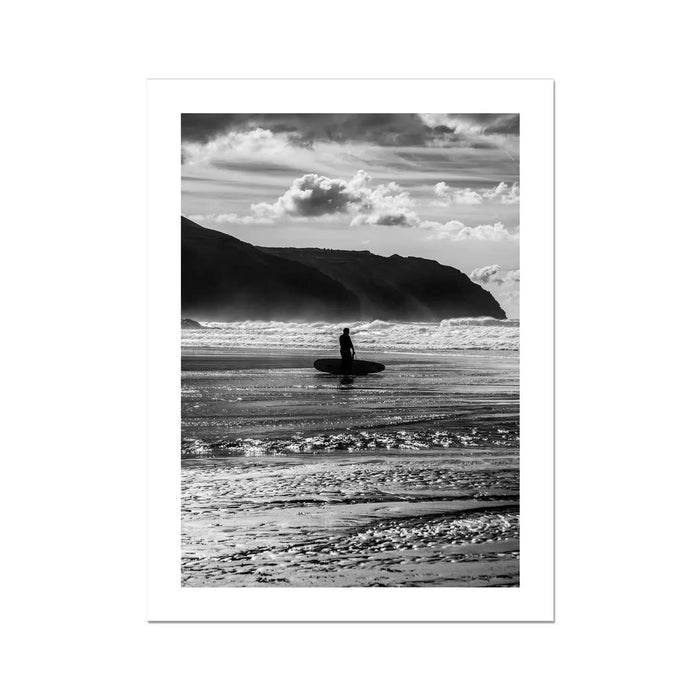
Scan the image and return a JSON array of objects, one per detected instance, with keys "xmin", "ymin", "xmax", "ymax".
[
  {"xmin": 432, "ymin": 181, "xmax": 483, "ymax": 206},
  {"xmin": 483, "ymin": 182, "xmax": 520, "ymax": 204},
  {"xmin": 464, "ymin": 114, "xmax": 520, "ymax": 135},
  {"xmin": 421, "ymin": 113, "xmax": 520, "ymax": 137},
  {"xmin": 182, "ymin": 114, "xmax": 248, "ymax": 142},
  {"xmin": 432, "ymin": 181, "xmax": 519, "ymax": 206},
  {"xmin": 355, "ymin": 210, "xmax": 420, "ymax": 227},
  {"xmin": 190, "ymin": 213, "xmax": 274, "ymax": 225},
  {"xmin": 252, "ymin": 172, "xmax": 363, "ymax": 219},
  {"xmin": 182, "ymin": 127, "xmax": 294, "ymax": 165},
  {"xmin": 251, "ymin": 170, "xmax": 419, "ymax": 226},
  {"xmin": 191, "ymin": 170, "xmax": 517, "ymax": 241},
  {"xmin": 421, "ymin": 220, "xmax": 516, "ymax": 241},
  {"xmin": 470, "ymin": 266, "xmax": 520, "ymax": 287},
  {"xmin": 470, "ymin": 265, "xmax": 503, "ymax": 284},
  {"xmin": 181, "ymin": 113, "xmax": 459, "ymax": 147}
]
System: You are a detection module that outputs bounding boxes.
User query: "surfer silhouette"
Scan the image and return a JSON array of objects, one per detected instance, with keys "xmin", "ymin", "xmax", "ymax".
[{"xmin": 339, "ymin": 327, "xmax": 355, "ymax": 374}]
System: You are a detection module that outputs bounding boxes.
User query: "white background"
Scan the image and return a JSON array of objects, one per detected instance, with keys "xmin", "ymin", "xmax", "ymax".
[{"xmin": 3, "ymin": 1, "xmax": 698, "ymax": 697}]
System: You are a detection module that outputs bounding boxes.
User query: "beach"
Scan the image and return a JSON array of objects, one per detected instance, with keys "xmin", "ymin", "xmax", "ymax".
[{"xmin": 181, "ymin": 320, "xmax": 519, "ymax": 587}]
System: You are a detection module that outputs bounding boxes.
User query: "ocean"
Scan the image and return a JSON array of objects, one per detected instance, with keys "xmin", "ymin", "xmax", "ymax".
[{"xmin": 181, "ymin": 318, "xmax": 519, "ymax": 587}]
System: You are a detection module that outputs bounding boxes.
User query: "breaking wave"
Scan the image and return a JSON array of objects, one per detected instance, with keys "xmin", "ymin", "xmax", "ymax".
[
  {"xmin": 181, "ymin": 317, "xmax": 519, "ymax": 353},
  {"xmin": 439, "ymin": 317, "xmax": 519, "ymax": 327},
  {"xmin": 182, "ymin": 426, "xmax": 520, "ymax": 457}
]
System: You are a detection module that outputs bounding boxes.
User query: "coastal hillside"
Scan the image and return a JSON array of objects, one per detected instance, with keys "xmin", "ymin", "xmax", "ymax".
[
  {"xmin": 262, "ymin": 246, "xmax": 505, "ymax": 320},
  {"xmin": 182, "ymin": 216, "xmax": 505, "ymax": 321},
  {"xmin": 182, "ymin": 216, "xmax": 360, "ymax": 320}
]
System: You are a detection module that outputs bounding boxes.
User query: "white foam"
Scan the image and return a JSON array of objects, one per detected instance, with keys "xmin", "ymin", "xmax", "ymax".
[
  {"xmin": 439, "ymin": 317, "xmax": 520, "ymax": 327},
  {"xmin": 181, "ymin": 317, "xmax": 519, "ymax": 353}
]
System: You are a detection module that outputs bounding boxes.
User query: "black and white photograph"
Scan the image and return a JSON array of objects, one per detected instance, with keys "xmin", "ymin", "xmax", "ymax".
[{"xmin": 180, "ymin": 112, "xmax": 521, "ymax": 587}]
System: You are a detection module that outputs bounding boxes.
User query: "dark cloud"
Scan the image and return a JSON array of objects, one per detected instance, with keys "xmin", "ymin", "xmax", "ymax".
[
  {"xmin": 285, "ymin": 173, "xmax": 359, "ymax": 217},
  {"xmin": 371, "ymin": 212, "xmax": 416, "ymax": 226},
  {"xmin": 181, "ymin": 113, "xmax": 457, "ymax": 146},
  {"xmin": 449, "ymin": 113, "xmax": 520, "ymax": 135},
  {"xmin": 181, "ymin": 114, "xmax": 249, "ymax": 142},
  {"xmin": 483, "ymin": 114, "xmax": 519, "ymax": 135}
]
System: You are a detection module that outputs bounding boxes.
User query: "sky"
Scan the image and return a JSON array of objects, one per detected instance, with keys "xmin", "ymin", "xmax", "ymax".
[{"xmin": 181, "ymin": 113, "xmax": 520, "ymax": 318}]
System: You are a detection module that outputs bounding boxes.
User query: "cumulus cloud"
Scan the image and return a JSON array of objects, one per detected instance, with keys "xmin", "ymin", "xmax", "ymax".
[
  {"xmin": 421, "ymin": 220, "xmax": 516, "ymax": 241},
  {"xmin": 432, "ymin": 181, "xmax": 519, "ymax": 206},
  {"xmin": 181, "ymin": 127, "xmax": 293, "ymax": 165},
  {"xmin": 251, "ymin": 170, "xmax": 419, "ymax": 226},
  {"xmin": 470, "ymin": 266, "xmax": 520, "ymax": 287},
  {"xmin": 470, "ymin": 265, "xmax": 503, "ymax": 285},
  {"xmin": 252, "ymin": 172, "xmax": 363, "ymax": 219},
  {"xmin": 355, "ymin": 210, "xmax": 421, "ymax": 227},
  {"xmin": 432, "ymin": 182, "xmax": 483, "ymax": 206}
]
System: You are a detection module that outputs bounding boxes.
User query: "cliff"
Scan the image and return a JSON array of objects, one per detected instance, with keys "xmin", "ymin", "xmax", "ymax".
[
  {"xmin": 261, "ymin": 247, "xmax": 505, "ymax": 320},
  {"xmin": 181, "ymin": 217, "xmax": 360, "ymax": 320},
  {"xmin": 181, "ymin": 217, "xmax": 505, "ymax": 321}
]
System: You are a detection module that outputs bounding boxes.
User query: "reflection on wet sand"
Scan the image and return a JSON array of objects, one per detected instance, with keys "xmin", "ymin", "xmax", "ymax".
[{"xmin": 181, "ymin": 350, "xmax": 519, "ymax": 587}]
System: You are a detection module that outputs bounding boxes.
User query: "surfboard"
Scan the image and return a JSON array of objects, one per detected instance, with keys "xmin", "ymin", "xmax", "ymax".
[{"xmin": 313, "ymin": 358, "xmax": 386, "ymax": 375}]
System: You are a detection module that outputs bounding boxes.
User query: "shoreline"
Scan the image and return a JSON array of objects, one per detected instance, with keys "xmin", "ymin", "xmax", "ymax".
[
  {"xmin": 182, "ymin": 347, "xmax": 519, "ymax": 371},
  {"xmin": 181, "ymin": 349, "xmax": 450, "ymax": 372}
]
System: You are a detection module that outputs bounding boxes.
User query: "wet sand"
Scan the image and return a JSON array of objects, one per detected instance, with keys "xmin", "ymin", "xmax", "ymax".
[{"xmin": 181, "ymin": 349, "xmax": 519, "ymax": 586}]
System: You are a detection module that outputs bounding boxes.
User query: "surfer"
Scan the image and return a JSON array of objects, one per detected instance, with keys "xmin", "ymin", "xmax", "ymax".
[{"xmin": 339, "ymin": 327, "xmax": 355, "ymax": 374}]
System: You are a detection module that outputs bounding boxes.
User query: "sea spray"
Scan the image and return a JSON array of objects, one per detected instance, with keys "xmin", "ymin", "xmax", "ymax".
[{"xmin": 182, "ymin": 317, "xmax": 519, "ymax": 353}]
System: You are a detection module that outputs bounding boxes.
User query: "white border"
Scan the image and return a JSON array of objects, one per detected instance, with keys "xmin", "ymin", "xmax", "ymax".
[{"xmin": 147, "ymin": 79, "xmax": 553, "ymax": 621}]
